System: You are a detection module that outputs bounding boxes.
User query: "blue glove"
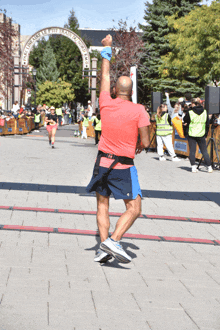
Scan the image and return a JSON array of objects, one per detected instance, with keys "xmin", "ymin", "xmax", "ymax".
[{"xmin": 101, "ymin": 47, "xmax": 112, "ymax": 61}]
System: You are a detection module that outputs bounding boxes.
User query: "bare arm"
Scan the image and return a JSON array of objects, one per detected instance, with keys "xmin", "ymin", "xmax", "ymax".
[
  {"xmin": 165, "ymin": 92, "xmax": 174, "ymax": 117},
  {"xmin": 100, "ymin": 59, "xmax": 110, "ymax": 93},
  {"xmin": 136, "ymin": 126, "xmax": 150, "ymax": 154},
  {"xmin": 100, "ymin": 35, "xmax": 112, "ymax": 94}
]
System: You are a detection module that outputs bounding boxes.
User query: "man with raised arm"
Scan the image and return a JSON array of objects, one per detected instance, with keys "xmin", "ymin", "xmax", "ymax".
[{"xmin": 86, "ymin": 35, "xmax": 150, "ymax": 263}]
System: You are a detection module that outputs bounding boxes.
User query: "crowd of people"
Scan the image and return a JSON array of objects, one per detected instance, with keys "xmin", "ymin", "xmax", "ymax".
[
  {"xmin": 152, "ymin": 92, "xmax": 220, "ymax": 173},
  {"xmin": 0, "ymin": 100, "xmax": 103, "ymax": 147}
]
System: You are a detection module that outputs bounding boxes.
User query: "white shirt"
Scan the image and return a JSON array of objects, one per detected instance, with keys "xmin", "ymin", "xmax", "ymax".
[
  {"xmin": 88, "ymin": 104, "xmax": 93, "ymax": 117},
  {"xmin": 11, "ymin": 104, "xmax": 19, "ymax": 113}
]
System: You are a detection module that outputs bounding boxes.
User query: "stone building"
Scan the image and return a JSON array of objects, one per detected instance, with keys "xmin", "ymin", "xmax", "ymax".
[{"xmin": 0, "ymin": 13, "xmax": 21, "ymax": 110}]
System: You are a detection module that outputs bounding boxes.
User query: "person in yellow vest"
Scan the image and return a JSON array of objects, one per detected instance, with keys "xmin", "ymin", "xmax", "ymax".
[
  {"xmin": 156, "ymin": 104, "xmax": 180, "ymax": 161},
  {"xmin": 34, "ymin": 109, "xmax": 41, "ymax": 132},
  {"xmin": 93, "ymin": 113, "xmax": 102, "ymax": 145},
  {"xmin": 56, "ymin": 107, "xmax": 63, "ymax": 127},
  {"xmin": 81, "ymin": 112, "xmax": 89, "ymax": 139},
  {"xmin": 183, "ymin": 98, "xmax": 212, "ymax": 173}
]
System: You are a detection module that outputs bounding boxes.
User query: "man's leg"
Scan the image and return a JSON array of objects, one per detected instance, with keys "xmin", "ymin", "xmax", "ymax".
[
  {"xmin": 96, "ymin": 192, "xmax": 110, "ymax": 242},
  {"xmin": 100, "ymin": 195, "xmax": 141, "ymax": 263},
  {"xmin": 111, "ymin": 195, "xmax": 141, "ymax": 241},
  {"xmin": 94, "ymin": 192, "xmax": 112, "ymax": 263}
]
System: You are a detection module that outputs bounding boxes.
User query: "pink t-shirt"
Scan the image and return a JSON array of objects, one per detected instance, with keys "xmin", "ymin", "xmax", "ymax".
[{"xmin": 98, "ymin": 91, "xmax": 150, "ymax": 169}]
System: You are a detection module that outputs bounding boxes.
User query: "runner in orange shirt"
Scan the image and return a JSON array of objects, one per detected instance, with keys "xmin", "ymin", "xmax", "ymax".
[{"xmin": 87, "ymin": 35, "xmax": 150, "ymax": 263}]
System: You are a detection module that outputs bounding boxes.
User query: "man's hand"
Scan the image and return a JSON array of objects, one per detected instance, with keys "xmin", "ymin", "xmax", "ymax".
[
  {"xmin": 100, "ymin": 35, "xmax": 112, "ymax": 93},
  {"xmin": 101, "ymin": 34, "xmax": 112, "ymax": 47},
  {"xmin": 135, "ymin": 140, "xmax": 144, "ymax": 155}
]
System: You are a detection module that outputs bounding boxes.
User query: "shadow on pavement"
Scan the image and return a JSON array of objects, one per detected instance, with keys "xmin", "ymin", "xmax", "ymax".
[{"xmin": 1, "ymin": 182, "xmax": 219, "ymax": 206}]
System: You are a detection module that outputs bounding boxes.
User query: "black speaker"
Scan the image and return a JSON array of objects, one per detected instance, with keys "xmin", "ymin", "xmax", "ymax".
[
  {"xmin": 205, "ymin": 86, "xmax": 220, "ymax": 114},
  {"xmin": 151, "ymin": 92, "xmax": 163, "ymax": 113}
]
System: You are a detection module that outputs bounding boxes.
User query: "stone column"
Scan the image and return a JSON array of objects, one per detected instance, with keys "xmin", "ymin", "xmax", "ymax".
[
  {"xmin": 91, "ymin": 58, "xmax": 98, "ymax": 112},
  {"xmin": 12, "ymin": 23, "xmax": 21, "ymax": 107}
]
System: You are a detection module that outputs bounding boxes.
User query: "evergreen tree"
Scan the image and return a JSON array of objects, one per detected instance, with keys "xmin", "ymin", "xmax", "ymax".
[
  {"xmin": 140, "ymin": 0, "xmax": 201, "ymax": 102},
  {"xmin": 29, "ymin": 38, "xmax": 47, "ymax": 70},
  {"xmin": 49, "ymin": 9, "xmax": 90, "ymax": 104},
  {"xmin": 36, "ymin": 41, "xmax": 59, "ymax": 85}
]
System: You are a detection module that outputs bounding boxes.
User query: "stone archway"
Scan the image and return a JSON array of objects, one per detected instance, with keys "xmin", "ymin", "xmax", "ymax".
[
  {"xmin": 21, "ymin": 26, "xmax": 90, "ymax": 71},
  {"xmin": 18, "ymin": 26, "xmax": 97, "ymax": 109}
]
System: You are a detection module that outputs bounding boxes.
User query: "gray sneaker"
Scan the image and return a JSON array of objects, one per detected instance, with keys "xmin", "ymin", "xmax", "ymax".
[
  {"xmin": 94, "ymin": 248, "xmax": 112, "ymax": 263},
  {"xmin": 100, "ymin": 238, "xmax": 131, "ymax": 263}
]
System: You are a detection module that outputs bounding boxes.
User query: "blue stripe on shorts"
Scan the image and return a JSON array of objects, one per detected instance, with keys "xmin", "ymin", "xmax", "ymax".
[{"xmin": 130, "ymin": 166, "xmax": 142, "ymax": 199}]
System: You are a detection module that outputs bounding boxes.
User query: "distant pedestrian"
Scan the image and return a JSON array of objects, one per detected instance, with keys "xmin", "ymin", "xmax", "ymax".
[{"xmin": 45, "ymin": 106, "xmax": 58, "ymax": 148}]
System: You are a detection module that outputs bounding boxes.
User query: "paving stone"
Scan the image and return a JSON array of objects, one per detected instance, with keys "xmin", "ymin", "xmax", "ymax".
[{"xmin": 0, "ymin": 133, "xmax": 219, "ymax": 329}]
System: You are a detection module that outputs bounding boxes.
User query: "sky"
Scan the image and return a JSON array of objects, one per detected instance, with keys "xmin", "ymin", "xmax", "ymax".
[{"xmin": 0, "ymin": 0, "xmax": 214, "ymax": 36}]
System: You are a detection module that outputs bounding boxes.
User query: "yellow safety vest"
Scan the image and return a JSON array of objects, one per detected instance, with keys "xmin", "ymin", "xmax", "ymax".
[
  {"xmin": 56, "ymin": 108, "xmax": 62, "ymax": 116},
  {"xmin": 188, "ymin": 110, "xmax": 207, "ymax": 137},
  {"xmin": 156, "ymin": 113, "xmax": 173, "ymax": 136},
  {"xmin": 34, "ymin": 113, "xmax": 41, "ymax": 123},
  {"xmin": 82, "ymin": 117, "xmax": 89, "ymax": 127},
  {"xmin": 94, "ymin": 119, "xmax": 101, "ymax": 131}
]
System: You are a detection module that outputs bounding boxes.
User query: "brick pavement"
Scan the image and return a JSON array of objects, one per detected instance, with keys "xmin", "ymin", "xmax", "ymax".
[{"xmin": 0, "ymin": 127, "xmax": 220, "ymax": 330}]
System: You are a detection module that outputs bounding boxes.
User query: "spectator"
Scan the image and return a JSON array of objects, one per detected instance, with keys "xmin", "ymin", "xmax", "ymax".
[
  {"xmin": 165, "ymin": 92, "xmax": 181, "ymax": 119},
  {"xmin": 56, "ymin": 107, "xmax": 63, "ymax": 127},
  {"xmin": 87, "ymin": 101, "xmax": 93, "ymax": 119},
  {"xmin": 11, "ymin": 101, "xmax": 19, "ymax": 118},
  {"xmin": 156, "ymin": 103, "xmax": 181, "ymax": 161},
  {"xmin": 34, "ymin": 109, "xmax": 41, "ymax": 132},
  {"xmin": 93, "ymin": 114, "xmax": 102, "ymax": 145},
  {"xmin": 81, "ymin": 113, "xmax": 89, "ymax": 139},
  {"xmin": 19, "ymin": 105, "xmax": 25, "ymax": 115},
  {"xmin": 183, "ymin": 98, "xmax": 212, "ymax": 173}
]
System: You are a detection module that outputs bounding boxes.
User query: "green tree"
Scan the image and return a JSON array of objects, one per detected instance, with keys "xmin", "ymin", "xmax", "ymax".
[
  {"xmin": 29, "ymin": 38, "xmax": 47, "ymax": 70},
  {"xmin": 36, "ymin": 80, "xmax": 75, "ymax": 107},
  {"xmin": 49, "ymin": 9, "xmax": 90, "ymax": 104},
  {"xmin": 140, "ymin": 0, "xmax": 201, "ymax": 102},
  {"xmin": 29, "ymin": 9, "xmax": 91, "ymax": 104},
  {"xmin": 36, "ymin": 41, "xmax": 59, "ymax": 85},
  {"xmin": 161, "ymin": 1, "xmax": 220, "ymax": 86}
]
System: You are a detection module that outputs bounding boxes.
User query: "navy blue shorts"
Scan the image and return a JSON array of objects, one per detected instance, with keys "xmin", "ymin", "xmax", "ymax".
[{"xmin": 86, "ymin": 166, "xmax": 142, "ymax": 200}]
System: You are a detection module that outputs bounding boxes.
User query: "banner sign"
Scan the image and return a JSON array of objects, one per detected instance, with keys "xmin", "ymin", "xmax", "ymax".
[{"xmin": 130, "ymin": 66, "xmax": 138, "ymax": 104}]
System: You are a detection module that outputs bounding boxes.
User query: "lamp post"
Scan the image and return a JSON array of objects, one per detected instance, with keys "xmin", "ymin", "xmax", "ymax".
[{"xmin": 32, "ymin": 68, "xmax": 37, "ymax": 107}]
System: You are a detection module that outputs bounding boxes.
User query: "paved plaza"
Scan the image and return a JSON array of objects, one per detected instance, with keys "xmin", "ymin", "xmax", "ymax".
[{"xmin": 0, "ymin": 125, "xmax": 220, "ymax": 330}]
